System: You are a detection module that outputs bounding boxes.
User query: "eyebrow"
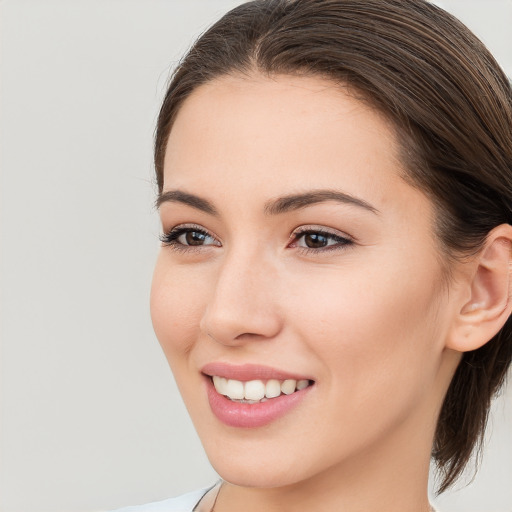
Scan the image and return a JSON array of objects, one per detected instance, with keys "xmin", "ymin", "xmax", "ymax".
[
  {"xmin": 264, "ymin": 189, "xmax": 379, "ymax": 215},
  {"xmin": 156, "ymin": 188, "xmax": 379, "ymax": 216},
  {"xmin": 156, "ymin": 190, "xmax": 218, "ymax": 215}
]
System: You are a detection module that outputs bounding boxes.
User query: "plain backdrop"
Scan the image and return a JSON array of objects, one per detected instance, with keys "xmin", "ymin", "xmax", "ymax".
[{"xmin": 1, "ymin": 1, "xmax": 511, "ymax": 511}]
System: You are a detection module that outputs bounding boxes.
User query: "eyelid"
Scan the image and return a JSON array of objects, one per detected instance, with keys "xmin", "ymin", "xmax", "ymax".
[
  {"xmin": 288, "ymin": 224, "xmax": 355, "ymax": 252},
  {"xmin": 290, "ymin": 224, "xmax": 354, "ymax": 241},
  {"xmin": 159, "ymin": 223, "xmax": 221, "ymax": 249}
]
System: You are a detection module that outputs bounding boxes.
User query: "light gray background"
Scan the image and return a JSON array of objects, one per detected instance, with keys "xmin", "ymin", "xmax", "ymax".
[{"xmin": 1, "ymin": 1, "xmax": 511, "ymax": 511}]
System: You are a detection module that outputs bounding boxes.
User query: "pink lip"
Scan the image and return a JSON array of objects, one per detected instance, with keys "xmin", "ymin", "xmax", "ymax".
[
  {"xmin": 201, "ymin": 362, "xmax": 312, "ymax": 382},
  {"xmin": 201, "ymin": 363, "xmax": 314, "ymax": 428}
]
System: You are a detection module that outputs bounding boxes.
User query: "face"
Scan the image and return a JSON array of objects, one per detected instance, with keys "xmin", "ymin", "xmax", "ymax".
[{"xmin": 151, "ymin": 74, "xmax": 458, "ymax": 488}]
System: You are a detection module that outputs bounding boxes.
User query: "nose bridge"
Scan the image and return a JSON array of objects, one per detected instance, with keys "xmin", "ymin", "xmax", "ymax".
[{"xmin": 200, "ymin": 242, "xmax": 282, "ymax": 343}]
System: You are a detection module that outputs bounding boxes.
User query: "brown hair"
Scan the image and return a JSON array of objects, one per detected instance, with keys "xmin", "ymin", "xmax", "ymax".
[{"xmin": 154, "ymin": 0, "xmax": 512, "ymax": 493}]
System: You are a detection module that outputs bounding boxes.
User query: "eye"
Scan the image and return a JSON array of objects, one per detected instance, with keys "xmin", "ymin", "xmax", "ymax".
[
  {"xmin": 160, "ymin": 224, "xmax": 221, "ymax": 250},
  {"xmin": 289, "ymin": 227, "xmax": 353, "ymax": 252}
]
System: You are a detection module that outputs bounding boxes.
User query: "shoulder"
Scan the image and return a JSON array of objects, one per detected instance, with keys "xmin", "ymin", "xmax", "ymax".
[{"xmin": 109, "ymin": 487, "xmax": 210, "ymax": 512}]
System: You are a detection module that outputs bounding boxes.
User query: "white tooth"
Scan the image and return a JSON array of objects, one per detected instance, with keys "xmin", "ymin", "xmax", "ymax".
[
  {"xmin": 281, "ymin": 379, "xmax": 297, "ymax": 395},
  {"xmin": 225, "ymin": 379, "xmax": 244, "ymax": 400},
  {"xmin": 265, "ymin": 379, "xmax": 282, "ymax": 398},
  {"xmin": 213, "ymin": 376, "xmax": 227, "ymax": 395},
  {"xmin": 245, "ymin": 380, "xmax": 266, "ymax": 401},
  {"xmin": 297, "ymin": 379, "xmax": 309, "ymax": 390}
]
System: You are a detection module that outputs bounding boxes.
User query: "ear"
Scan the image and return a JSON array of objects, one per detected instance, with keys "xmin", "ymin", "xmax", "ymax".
[{"xmin": 446, "ymin": 224, "xmax": 512, "ymax": 352}]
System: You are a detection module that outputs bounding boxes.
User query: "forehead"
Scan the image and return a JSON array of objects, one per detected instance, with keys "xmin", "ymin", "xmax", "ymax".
[
  {"xmin": 163, "ymin": 73, "xmax": 420, "ymax": 215},
  {"xmin": 166, "ymin": 73, "xmax": 398, "ymax": 163}
]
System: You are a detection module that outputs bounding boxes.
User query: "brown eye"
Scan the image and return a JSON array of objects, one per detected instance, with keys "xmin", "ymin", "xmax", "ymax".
[
  {"xmin": 292, "ymin": 229, "xmax": 353, "ymax": 251},
  {"xmin": 183, "ymin": 231, "xmax": 209, "ymax": 246},
  {"xmin": 160, "ymin": 226, "xmax": 220, "ymax": 248},
  {"xmin": 303, "ymin": 233, "xmax": 329, "ymax": 248}
]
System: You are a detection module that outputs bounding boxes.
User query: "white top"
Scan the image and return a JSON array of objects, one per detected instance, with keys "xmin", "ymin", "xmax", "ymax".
[
  {"xmin": 110, "ymin": 483, "xmax": 220, "ymax": 512},
  {"xmin": 111, "ymin": 482, "xmax": 438, "ymax": 512}
]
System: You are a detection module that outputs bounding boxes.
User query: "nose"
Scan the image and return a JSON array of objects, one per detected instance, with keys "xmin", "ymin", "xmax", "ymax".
[{"xmin": 199, "ymin": 248, "xmax": 283, "ymax": 346}]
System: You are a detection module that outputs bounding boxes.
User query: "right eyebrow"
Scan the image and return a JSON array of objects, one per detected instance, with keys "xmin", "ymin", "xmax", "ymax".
[{"xmin": 156, "ymin": 190, "xmax": 219, "ymax": 216}]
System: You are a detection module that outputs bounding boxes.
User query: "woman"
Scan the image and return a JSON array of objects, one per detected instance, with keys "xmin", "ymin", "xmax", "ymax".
[{"xmin": 120, "ymin": 0, "xmax": 512, "ymax": 510}]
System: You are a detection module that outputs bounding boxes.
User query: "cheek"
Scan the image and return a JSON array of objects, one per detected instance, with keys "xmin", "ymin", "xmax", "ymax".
[
  {"xmin": 150, "ymin": 254, "xmax": 208, "ymax": 362},
  {"xmin": 284, "ymin": 257, "xmax": 446, "ymax": 400}
]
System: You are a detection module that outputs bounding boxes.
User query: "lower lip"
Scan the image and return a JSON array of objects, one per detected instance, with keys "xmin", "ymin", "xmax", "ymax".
[{"xmin": 205, "ymin": 377, "xmax": 313, "ymax": 428}]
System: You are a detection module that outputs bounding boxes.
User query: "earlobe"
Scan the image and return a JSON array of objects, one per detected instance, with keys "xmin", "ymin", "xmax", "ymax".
[{"xmin": 447, "ymin": 224, "xmax": 512, "ymax": 353}]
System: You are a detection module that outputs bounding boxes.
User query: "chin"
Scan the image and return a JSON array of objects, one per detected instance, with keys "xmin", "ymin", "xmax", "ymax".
[
  {"xmin": 201, "ymin": 435, "xmax": 317, "ymax": 489},
  {"xmin": 211, "ymin": 460, "xmax": 304, "ymax": 489}
]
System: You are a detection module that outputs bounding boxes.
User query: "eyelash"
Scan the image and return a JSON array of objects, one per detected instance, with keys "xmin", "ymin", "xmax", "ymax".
[
  {"xmin": 159, "ymin": 225, "xmax": 354, "ymax": 254},
  {"xmin": 289, "ymin": 227, "xmax": 354, "ymax": 253},
  {"xmin": 159, "ymin": 224, "xmax": 218, "ymax": 253}
]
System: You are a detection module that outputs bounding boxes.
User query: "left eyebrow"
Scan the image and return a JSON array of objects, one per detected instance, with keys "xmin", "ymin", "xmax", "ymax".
[{"xmin": 264, "ymin": 189, "xmax": 379, "ymax": 215}]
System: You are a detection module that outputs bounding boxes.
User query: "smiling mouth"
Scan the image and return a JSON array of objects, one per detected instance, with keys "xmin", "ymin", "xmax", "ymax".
[{"xmin": 211, "ymin": 376, "xmax": 314, "ymax": 403}]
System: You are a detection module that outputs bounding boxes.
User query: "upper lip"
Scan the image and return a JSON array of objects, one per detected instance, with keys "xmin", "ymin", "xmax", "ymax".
[{"xmin": 201, "ymin": 362, "xmax": 313, "ymax": 382}]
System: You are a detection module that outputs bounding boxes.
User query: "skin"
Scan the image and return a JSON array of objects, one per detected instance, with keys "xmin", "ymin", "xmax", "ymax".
[{"xmin": 150, "ymin": 73, "xmax": 471, "ymax": 512}]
